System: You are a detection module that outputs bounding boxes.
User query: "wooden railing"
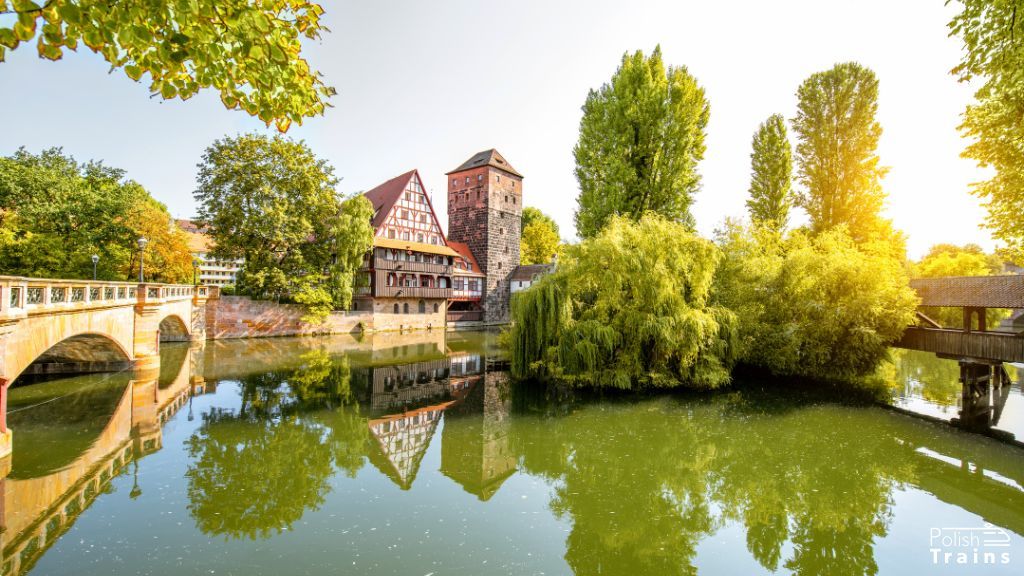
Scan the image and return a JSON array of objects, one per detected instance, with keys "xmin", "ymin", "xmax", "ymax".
[
  {"xmin": 896, "ymin": 326, "xmax": 1024, "ymax": 363},
  {"xmin": 374, "ymin": 285, "xmax": 452, "ymax": 299},
  {"xmin": 447, "ymin": 310, "xmax": 483, "ymax": 322},
  {"xmin": 373, "ymin": 256, "xmax": 451, "ymax": 275}
]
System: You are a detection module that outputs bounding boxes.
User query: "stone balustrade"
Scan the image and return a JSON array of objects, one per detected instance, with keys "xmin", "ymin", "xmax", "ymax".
[{"xmin": 0, "ymin": 276, "xmax": 207, "ymax": 322}]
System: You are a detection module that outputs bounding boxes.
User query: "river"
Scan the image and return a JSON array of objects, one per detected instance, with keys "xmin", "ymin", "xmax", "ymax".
[{"xmin": 3, "ymin": 330, "xmax": 1022, "ymax": 575}]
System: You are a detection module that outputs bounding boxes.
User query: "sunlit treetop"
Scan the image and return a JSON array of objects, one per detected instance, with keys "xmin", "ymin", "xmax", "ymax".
[{"xmin": 0, "ymin": 0, "xmax": 334, "ymax": 131}]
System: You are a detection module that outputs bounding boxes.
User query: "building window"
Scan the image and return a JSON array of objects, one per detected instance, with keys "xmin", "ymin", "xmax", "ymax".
[
  {"xmin": 388, "ymin": 228, "xmax": 396, "ymax": 239},
  {"xmin": 465, "ymin": 176, "xmax": 470, "ymax": 184},
  {"xmin": 401, "ymin": 209, "xmax": 409, "ymax": 219},
  {"xmin": 433, "ymin": 302, "xmax": 439, "ymax": 313},
  {"xmin": 500, "ymin": 227, "xmax": 504, "ymax": 235},
  {"xmin": 403, "ymin": 302, "xmax": 409, "ymax": 314},
  {"xmin": 478, "ymin": 174, "xmax": 483, "ymax": 182},
  {"xmin": 418, "ymin": 300, "xmax": 426, "ymax": 314},
  {"xmin": 393, "ymin": 303, "xmax": 399, "ymax": 313},
  {"xmin": 417, "ymin": 233, "xmax": 424, "ymax": 242},
  {"xmin": 403, "ymin": 231, "xmax": 410, "ymax": 241},
  {"xmin": 387, "ymin": 273, "xmax": 396, "ymax": 286},
  {"xmin": 496, "ymin": 175, "xmax": 501, "ymax": 182},
  {"xmin": 455, "ymin": 279, "xmax": 464, "ymax": 290},
  {"xmin": 498, "ymin": 262, "xmax": 503, "ymax": 270}
]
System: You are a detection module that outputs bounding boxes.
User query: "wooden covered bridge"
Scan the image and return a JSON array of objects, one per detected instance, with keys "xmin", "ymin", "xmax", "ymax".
[{"xmin": 895, "ymin": 274, "xmax": 1024, "ymax": 434}]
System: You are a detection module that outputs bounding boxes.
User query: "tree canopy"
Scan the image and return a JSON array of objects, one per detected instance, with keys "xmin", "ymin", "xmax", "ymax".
[
  {"xmin": 520, "ymin": 206, "xmax": 560, "ymax": 265},
  {"xmin": 194, "ymin": 133, "xmax": 374, "ymax": 320},
  {"xmin": 948, "ymin": 0, "xmax": 1024, "ymax": 261},
  {"xmin": 0, "ymin": 147, "xmax": 191, "ymax": 282},
  {"xmin": 713, "ymin": 222, "xmax": 917, "ymax": 384},
  {"xmin": 510, "ymin": 214, "xmax": 737, "ymax": 390},
  {"xmin": 573, "ymin": 46, "xmax": 709, "ymax": 238},
  {"xmin": 792, "ymin": 62, "xmax": 890, "ymax": 242},
  {"xmin": 0, "ymin": 0, "xmax": 333, "ymax": 131},
  {"xmin": 746, "ymin": 114, "xmax": 793, "ymax": 232}
]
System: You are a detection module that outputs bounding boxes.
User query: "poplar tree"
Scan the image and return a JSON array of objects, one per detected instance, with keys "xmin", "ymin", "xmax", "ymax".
[
  {"xmin": 792, "ymin": 62, "xmax": 889, "ymax": 242},
  {"xmin": 573, "ymin": 46, "xmax": 709, "ymax": 238},
  {"xmin": 746, "ymin": 114, "xmax": 793, "ymax": 231}
]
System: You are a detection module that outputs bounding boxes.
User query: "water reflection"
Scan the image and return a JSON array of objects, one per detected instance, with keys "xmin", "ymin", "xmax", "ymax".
[
  {"xmin": 2, "ymin": 331, "xmax": 1022, "ymax": 576},
  {"xmin": 890, "ymin": 349, "xmax": 1024, "ymax": 440}
]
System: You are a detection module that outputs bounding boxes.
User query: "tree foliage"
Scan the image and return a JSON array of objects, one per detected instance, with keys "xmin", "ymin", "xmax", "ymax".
[
  {"xmin": 746, "ymin": 113, "xmax": 793, "ymax": 232},
  {"xmin": 714, "ymin": 222, "xmax": 917, "ymax": 383},
  {"xmin": 792, "ymin": 62, "xmax": 890, "ymax": 242},
  {"xmin": 573, "ymin": 46, "xmax": 709, "ymax": 238},
  {"xmin": 520, "ymin": 207, "xmax": 560, "ymax": 265},
  {"xmin": 0, "ymin": 147, "xmax": 191, "ymax": 282},
  {"xmin": 948, "ymin": 0, "xmax": 1024, "ymax": 260},
  {"xmin": 510, "ymin": 214, "xmax": 737, "ymax": 390},
  {"xmin": 0, "ymin": 0, "xmax": 333, "ymax": 131},
  {"xmin": 194, "ymin": 133, "xmax": 374, "ymax": 318}
]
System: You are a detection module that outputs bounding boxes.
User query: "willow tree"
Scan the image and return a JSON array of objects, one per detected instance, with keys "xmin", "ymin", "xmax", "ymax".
[
  {"xmin": 510, "ymin": 214, "xmax": 737, "ymax": 390},
  {"xmin": 573, "ymin": 46, "xmax": 709, "ymax": 238},
  {"xmin": 0, "ymin": 0, "xmax": 333, "ymax": 131},
  {"xmin": 948, "ymin": 1, "xmax": 1024, "ymax": 260},
  {"xmin": 792, "ymin": 62, "xmax": 889, "ymax": 242},
  {"xmin": 746, "ymin": 114, "xmax": 793, "ymax": 232}
]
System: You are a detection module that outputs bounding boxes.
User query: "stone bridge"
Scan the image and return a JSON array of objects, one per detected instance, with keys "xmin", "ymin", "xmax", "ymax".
[{"xmin": 0, "ymin": 276, "xmax": 213, "ymax": 462}]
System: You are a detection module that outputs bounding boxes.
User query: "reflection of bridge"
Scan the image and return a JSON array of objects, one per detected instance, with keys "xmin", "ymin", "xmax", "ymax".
[
  {"xmin": 0, "ymin": 276, "xmax": 213, "ymax": 462},
  {"xmin": 1, "ymin": 341, "xmax": 208, "ymax": 575},
  {"xmin": 895, "ymin": 276, "xmax": 1024, "ymax": 436}
]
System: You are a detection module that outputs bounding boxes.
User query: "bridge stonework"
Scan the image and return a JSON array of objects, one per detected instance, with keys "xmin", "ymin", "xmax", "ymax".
[{"xmin": 0, "ymin": 277, "xmax": 213, "ymax": 464}]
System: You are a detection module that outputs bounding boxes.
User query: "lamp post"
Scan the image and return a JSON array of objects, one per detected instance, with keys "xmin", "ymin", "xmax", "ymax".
[
  {"xmin": 91, "ymin": 254, "xmax": 99, "ymax": 280},
  {"xmin": 192, "ymin": 258, "xmax": 199, "ymax": 286},
  {"xmin": 137, "ymin": 237, "xmax": 148, "ymax": 283}
]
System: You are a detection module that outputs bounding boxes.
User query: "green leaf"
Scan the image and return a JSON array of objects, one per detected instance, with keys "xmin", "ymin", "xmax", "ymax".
[
  {"xmin": 124, "ymin": 64, "xmax": 143, "ymax": 81},
  {"xmin": 58, "ymin": 3, "xmax": 83, "ymax": 26},
  {"xmin": 161, "ymin": 82, "xmax": 178, "ymax": 99},
  {"xmin": 0, "ymin": 28, "xmax": 17, "ymax": 49},
  {"xmin": 248, "ymin": 45, "xmax": 264, "ymax": 60}
]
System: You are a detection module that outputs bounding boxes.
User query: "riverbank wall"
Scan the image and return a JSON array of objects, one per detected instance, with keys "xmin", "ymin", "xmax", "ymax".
[{"xmin": 205, "ymin": 294, "xmax": 448, "ymax": 339}]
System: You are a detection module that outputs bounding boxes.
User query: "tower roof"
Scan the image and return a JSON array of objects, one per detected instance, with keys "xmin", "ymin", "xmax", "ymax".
[
  {"xmin": 362, "ymin": 169, "xmax": 417, "ymax": 229},
  {"xmin": 446, "ymin": 149, "xmax": 522, "ymax": 178}
]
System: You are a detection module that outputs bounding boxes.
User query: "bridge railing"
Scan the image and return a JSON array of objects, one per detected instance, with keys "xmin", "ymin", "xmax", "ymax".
[{"xmin": 0, "ymin": 276, "xmax": 208, "ymax": 320}]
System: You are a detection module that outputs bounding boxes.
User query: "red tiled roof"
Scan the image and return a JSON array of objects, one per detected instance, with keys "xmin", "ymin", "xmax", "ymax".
[
  {"xmin": 446, "ymin": 149, "xmax": 522, "ymax": 178},
  {"xmin": 512, "ymin": 264, "xmax": 553, "ymax": 282},
  {"xmin": 363, "ymin": 169, "xmax": 417, "ymax": 229},
  {"xmin": 447, "ymin": 241, "xmax": 485, "ymax": 276}
]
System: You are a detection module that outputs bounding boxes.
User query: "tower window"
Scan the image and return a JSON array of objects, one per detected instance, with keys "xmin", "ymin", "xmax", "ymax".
[
  {"xmin": 496, "ymin": 175, "xmax": 501, "ymax": 182},
  {"xmin": 478, "ymin": 174, "xmax": 483, "ymax": 182},
  {"xmin": 452, "ymin": 179, "xmax": 457, "ymax": 187},
  {"xmin": 465, "ymin": 176, "xmax": 470, "ymax": 184},
  {"xmin": 505, "ymin": 195, "xmax": 508, "ymax": 203},
  {"xmin": 500, "ymin": 228, "xmax": 504, "ymax": 235}
]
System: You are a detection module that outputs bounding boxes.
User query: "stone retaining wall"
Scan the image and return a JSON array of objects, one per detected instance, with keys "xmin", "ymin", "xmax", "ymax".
[{"xmin": 205, "ymin": 295, "xmax": 448, "ymax": 339}]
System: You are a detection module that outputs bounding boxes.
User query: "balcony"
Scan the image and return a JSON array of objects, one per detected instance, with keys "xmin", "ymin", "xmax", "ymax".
[
  {"xmin": 373, "ymin": 256, "xmax": 451, "ymax": 275},
  {"xmin": 447, "ymin": 310, "xmax": 482, "ymax": 322},
  {"xmin": 374, "ymin": 285, "xmax": 452, "ymax": 299}
]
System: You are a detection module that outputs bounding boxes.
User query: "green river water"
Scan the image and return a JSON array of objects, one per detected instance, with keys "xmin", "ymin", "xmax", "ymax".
[{"xmin": 2, "ymin": 330, "xmax": 1022, "ymax": 575}]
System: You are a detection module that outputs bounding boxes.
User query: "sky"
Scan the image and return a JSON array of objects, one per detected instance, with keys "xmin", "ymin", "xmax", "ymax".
[{"xmin": 0, "ymin": 0, "xmax": 993, "ymax": 259}]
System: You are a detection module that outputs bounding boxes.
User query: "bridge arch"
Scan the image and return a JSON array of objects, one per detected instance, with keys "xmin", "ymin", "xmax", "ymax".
[
  {"xmin": 158, "ymin": 313, "xmax": 191, "ymax": 343},
  {"xmin": 1, "ymin": 306, "xmax": 137, "ymax": 390}
]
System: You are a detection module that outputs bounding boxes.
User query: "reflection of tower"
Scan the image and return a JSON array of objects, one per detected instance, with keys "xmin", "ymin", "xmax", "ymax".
[{"xmin": 440, "ymin": 371, "xmax": 515, "ymax": 500}]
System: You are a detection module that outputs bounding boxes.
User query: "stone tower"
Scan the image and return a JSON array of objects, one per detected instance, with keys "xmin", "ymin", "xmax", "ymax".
[{"xmin": 446, "ymin": 149, "xmax": 522, "ymax": 323}]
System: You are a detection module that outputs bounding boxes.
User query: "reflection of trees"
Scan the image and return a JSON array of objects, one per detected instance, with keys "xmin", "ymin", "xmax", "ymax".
[
  {"xmin": 185, "ymin": 349, "xmax": 368, "ymax": 539},
  {"xmin": 893, "ymin": 349, "xmax": 962, "ymax": 406},
  {"xmin": 510, "ymin": 389, "xmax": 916, "ymax": 576},
  {"xmin": 512, "ymin": 399, "xmax": 718, "ymax": 575}
]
